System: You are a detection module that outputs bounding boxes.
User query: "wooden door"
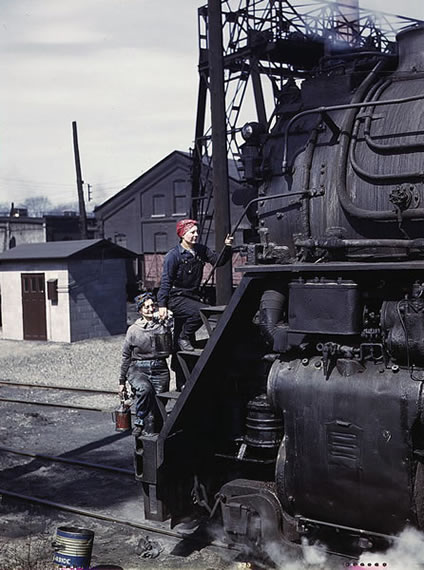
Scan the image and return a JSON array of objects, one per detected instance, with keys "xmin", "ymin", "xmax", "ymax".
[{"xmin": 21, "ymin": 273, "xmax": 47, "ymax": 340}]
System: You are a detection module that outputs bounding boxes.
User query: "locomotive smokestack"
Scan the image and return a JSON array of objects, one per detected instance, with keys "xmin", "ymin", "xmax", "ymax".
[{"xmin": 336, "ymin": 0, "xmax": 360, "ymax": 46}]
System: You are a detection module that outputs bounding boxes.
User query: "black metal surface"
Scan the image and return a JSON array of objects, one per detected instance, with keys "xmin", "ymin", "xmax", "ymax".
[
  {"xmin": 268, "ymin": 357, "xmax": 422, "ymax": 534},
  {"xmin": 139, "ymin": 6, "xmax": 424, "ymax": 558}
]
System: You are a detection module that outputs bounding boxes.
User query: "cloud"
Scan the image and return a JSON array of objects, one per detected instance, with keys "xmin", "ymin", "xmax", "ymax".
[
  {"xmin": 0, "ymin": 0, "xmax": 201, "ymax": 203},
  {"xmin": 0, "ymin": 0, "xmax": 421, "ymax": 205}
]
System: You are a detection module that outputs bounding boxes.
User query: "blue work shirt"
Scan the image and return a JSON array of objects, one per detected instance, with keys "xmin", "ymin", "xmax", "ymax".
[{"xmin": 157, "ymin": 243, "xmax": 231, "ymax": 307}]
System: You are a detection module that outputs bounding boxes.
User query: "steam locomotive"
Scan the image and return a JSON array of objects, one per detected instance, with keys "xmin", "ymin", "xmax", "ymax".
[{"xmin": 138, "ymin": 21, "xmax": 424, "ymax": 555}]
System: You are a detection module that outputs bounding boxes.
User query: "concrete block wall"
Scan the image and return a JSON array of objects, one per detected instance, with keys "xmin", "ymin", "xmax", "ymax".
[
  {"xmin": 0, "ymin": 262, "xmax": 70, "ymax": 342},
  {"xmin": 68, "ymin": 258, "xmax": 127, "ymax": 341}
]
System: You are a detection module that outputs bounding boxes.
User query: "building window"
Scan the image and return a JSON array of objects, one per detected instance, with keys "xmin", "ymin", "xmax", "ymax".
[
  {"xmin": 114, "ymin": 233, "xmax": 127, "ymax": 248},
  {"xmin": 173, "ymin": 180, "xmax": 187, "ymax": 215},
  {"xmin": 154, "ymin": 232, "xmax": 168, "ymax": 253},
  {"xmin": 153, "ymin": 194, "xmax": 165, "ymax": 217}
]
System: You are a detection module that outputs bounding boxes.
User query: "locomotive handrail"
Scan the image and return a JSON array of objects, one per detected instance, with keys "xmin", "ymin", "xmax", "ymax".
[
  {"xmin": 200, "ymin": 190, "xmax": 311, "ymax": 290},
  {"xmin": 281, "ymin": 93, "xmax": 424, "ymax": 174}
]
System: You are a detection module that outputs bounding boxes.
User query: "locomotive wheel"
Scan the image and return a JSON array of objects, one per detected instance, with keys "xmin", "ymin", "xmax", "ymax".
[{"xmin": 413, "ymin": 461, "xmax": 424, "ymax": 529}]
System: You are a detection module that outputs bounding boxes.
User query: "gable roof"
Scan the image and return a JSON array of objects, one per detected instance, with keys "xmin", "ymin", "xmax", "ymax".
[
  {"xmin": 94, "ymin": 149, "xmax": 244, "ymax": 214},
  {"xmin": 0, "ymin": 239, "xmax": 136, "ymax": 262},
  {"xmin": 95, "ymin": 150, "xmax": 192, "ymax": 213}
]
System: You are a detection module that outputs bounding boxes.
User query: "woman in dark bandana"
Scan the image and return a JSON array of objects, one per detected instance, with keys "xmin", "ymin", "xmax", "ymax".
[{"xmin": 118, "ymin": 292, "xmax": 173, "ymax": 437}]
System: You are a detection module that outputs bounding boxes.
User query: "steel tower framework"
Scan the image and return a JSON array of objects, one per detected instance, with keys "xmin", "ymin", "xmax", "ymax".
[{"xmin": 191, "ymin": 0, "xmax": 422, "ymax": 238}]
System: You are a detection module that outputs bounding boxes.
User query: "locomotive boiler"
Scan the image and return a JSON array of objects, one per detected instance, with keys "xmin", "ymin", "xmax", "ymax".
[{"xmin": 139, "ymin": 20, "xmax": 424, "ymax": 555}]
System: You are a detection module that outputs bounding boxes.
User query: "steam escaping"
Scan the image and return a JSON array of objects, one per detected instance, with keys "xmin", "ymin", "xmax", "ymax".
[
  {"xmin": 357, "ymin": 527, "xmax": 424, "ymax": 570},
  {"xmin": 301, "ymin": 537, "xmax": 328, "ymax": 566},
  {"xmin": 263, "ymin": 537, "xmax": 328, "ymax": 569}
]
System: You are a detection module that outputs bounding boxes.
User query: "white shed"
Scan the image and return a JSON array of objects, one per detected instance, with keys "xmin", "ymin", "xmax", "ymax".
[{"xmin": 0, "ymin": 239, "xmax": 136, "ymax": 342}]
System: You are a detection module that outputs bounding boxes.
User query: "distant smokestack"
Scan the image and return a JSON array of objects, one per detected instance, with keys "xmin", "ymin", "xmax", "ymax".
[{"xmin": 337, "ymin": 0, "xmax": 360, "ymax": 46}]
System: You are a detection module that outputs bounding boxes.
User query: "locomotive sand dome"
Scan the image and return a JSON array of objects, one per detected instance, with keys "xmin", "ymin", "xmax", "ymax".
[{"xmin": 139, "ymin": 21, "xmax": 424, "ymax": 555}]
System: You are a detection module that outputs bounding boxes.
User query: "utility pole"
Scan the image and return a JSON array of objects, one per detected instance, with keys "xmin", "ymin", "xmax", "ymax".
[
  {"xmin": 208, "ymin": 0, "xmax": 233, "ymax": 304},
  {"xmin": 72, "ymin": 121, "xmax": 88, "ymax": 239}
]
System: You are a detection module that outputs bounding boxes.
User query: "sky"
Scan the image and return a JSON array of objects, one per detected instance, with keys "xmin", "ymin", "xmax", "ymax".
[{"xmin": 1, "ymin": 0, "xmax": 423, "ymax": 210}]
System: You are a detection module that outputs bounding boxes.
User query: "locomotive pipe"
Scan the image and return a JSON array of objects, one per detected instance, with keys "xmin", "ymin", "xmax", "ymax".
[
  {"xmin": 300, "ymin": 126, "xmax": 319, "ymax": 238},
  {"xmin": 336, "ymin": 60, "xmax": 424, "ymax": 220},
  {"xmin": 363, "ymin": 80, "xmax": 424, "ymax": 155},
  {"xmin": 294, "ymin": 238, "xmax": 424, "ymax": 249},
  {"xmin": 282, "ymin": 92, "xmax": 424, "ymax": 175},
  {"xmin": 259, "ymin": 290, "xmax": 287, "ymax": 348},
  {"xmin": 201, "ymin": 190, "xmax": 310, "ymax": 289},
  {"xmin": 350, "ymin": 125, "xmax": 424, "ymax": 183}
]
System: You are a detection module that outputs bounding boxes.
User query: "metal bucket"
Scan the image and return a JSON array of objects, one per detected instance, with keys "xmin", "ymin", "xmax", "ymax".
[
  {"xmin": 153, "ymin": 330, "xmax": 172, "ymax": 357},
  {"xmin": 113, "ymin": 403, "xmax": 132, "ymax": 432},
  {"xmin": 53, "ymin": 526, "xmax": 94, "ymax": 569}
]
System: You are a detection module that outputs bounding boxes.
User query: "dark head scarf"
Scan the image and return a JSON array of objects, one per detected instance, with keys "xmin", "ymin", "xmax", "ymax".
[{"xmin": 134, "ymin": 292, "xmax": 154, "ymax": 312}]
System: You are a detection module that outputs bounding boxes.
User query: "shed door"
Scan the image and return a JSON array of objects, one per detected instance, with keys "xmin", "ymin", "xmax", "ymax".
[{"xmin": 21, "ymin": 273, "xmax": 47, "ymax": 340}]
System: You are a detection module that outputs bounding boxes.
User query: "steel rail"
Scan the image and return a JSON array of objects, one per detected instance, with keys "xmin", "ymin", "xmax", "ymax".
[
  {"xmin": 0, "ymin": 446, "xmax": 133, "ymax": 476},
  {"xmin": 0, "ymin": 379, "xmax": 116, "ymax": 395},
  {"xmin": 0, "ymin": 489, "xmax": 231, "ymax": 550},
  {"xmin": 0, "ymin": 397, "xmax": 110, "ymax": 412}
]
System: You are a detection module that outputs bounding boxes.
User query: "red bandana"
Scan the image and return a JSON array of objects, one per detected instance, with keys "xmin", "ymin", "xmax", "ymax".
[{"xmin": 176, "ymin": 219, "xmax": 198, "ymax": 238}]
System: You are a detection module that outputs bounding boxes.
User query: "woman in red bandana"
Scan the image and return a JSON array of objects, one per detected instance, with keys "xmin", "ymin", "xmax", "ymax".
[{"xmin": 157, "ymin": 219, "xmax": 233, "ymax": 352}]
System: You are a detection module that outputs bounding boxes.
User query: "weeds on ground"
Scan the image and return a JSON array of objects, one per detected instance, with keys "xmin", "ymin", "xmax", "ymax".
[{"xmin": 0, "ymin": 534, "xmax": 56, "ymax": 570}]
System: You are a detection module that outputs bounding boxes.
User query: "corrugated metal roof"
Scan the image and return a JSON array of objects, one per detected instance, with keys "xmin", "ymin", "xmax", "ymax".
[{"xmin": 0, "ymin": 239, "xmax": 136, "ymax": 261}]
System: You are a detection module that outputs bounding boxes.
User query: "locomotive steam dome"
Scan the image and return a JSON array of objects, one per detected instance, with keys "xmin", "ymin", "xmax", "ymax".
[{"xmin": 397, "ymin": 23, "xmax": 424, "ymax": 72}]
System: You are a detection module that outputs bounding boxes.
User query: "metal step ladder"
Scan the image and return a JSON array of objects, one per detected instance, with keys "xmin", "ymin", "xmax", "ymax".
[{"xmin": 175, "ymin": 305, "xmax": 227, "ymax": 386}]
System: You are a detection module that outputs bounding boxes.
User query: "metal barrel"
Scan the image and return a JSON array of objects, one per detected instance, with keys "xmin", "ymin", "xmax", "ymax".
[{"xmin": 53, "ymin": 526, "xmax": 94, "ymax": 569}]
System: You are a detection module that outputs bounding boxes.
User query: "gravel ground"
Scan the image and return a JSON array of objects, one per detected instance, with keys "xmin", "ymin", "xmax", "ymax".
[
  {"xmin": 0, "ymin": 304, "xmax": 176, "ymax": 393},
  {"xmin": 0, "ymin": 334, "xmax": 123, "ymax": 391},
  {"xmin": 0, "ymin": 305, "xmax": 138, "ymax": 391}
]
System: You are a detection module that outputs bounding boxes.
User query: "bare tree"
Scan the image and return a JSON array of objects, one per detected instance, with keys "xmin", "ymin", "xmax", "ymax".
[
  {"xmin": 23, "ymin": 196, "xmax": 53, "ymax": 217},
  {"xmin": 48, "ymin": 201, "xmax": 79, "ymax": 215},
  {"xmin": 0, "ymin": 202, "xmax": 9, "ymax": 215}
]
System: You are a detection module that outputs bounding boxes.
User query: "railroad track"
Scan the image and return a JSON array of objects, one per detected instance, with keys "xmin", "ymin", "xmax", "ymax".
[
  {"xmin": 0, "ymin": 446, "xmax": 133, "ymax": 475},
  {"xmin": 0, "ymin": 446, "xmax": 238, "ymax": 561},
  {"xmin": 0, "ymin": 379, "xmax": 117, "ymax": 395},
  {"xmin": 0, "ymin": 488, "xmax": 232, "ymax": 549},
  {"xmin": 0, "ymin": 383, "xmax": 345, "ymax": 568},
  {"xmin": 0, "ymin": 379, "xmax": 123, "ymax": 412},
  {"xmin": 0, "ymin": 379, "xmax": 242, "ymax": 560}
]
